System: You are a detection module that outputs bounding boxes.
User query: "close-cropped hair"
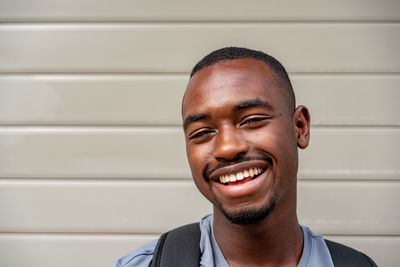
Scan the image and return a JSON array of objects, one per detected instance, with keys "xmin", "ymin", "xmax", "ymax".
[{"xmin": 189, "ymin": 47, "xmax": 296, "ymax": 112}]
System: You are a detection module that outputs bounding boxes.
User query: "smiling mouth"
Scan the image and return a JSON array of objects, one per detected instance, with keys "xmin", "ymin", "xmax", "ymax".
[{"xmin": 218, "ymin": 167, "xmax": 266, "ymax": 185}]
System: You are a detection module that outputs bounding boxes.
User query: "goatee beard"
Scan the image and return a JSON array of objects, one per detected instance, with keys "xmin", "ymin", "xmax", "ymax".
[{"xmin": 219, "ymin": 198, "xmax": 276, "ymax": 225}]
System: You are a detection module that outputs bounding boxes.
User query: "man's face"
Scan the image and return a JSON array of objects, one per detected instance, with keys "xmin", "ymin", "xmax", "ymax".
[{"xmin": 182, "ymin": 58, "xmax": 309, "ymax": 224}]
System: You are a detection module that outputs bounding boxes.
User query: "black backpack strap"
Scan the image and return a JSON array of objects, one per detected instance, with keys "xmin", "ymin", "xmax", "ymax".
[
  {"xmin": 151, "ymin": 223, "xmax": 201, "ymax": 267},
  {"xmin": 325, "ymin": 239, "xmax": 377, "ymax": 267}
]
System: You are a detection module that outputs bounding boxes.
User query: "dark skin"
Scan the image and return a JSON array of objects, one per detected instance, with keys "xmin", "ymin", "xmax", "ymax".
[{"xmin": 182, "ymin": 58, "xmax": 310, "ymax": 266}]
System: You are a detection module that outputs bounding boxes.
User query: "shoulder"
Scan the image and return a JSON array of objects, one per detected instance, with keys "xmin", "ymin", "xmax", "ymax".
[
  {"xmin": 324, "ymin": 239, "xmax": 378, "ymax": 267},
  {"xmin": 112, "ymin": 239, "xmax": 158, "ymax": 267},
  {"xmin": 111, "ymin": 217, "xmax": 209, "ymax": 267},
  {"xmin": 301, "ymin": 226, "xmax": 377, "ymax": 267}
]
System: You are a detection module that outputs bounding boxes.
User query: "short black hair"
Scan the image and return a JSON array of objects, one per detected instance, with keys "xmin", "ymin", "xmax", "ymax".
[{"xmin": 190, "ymin": 47, "xmax": 295, "ymax": 112}]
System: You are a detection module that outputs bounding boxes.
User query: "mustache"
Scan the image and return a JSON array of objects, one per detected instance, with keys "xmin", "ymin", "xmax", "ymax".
[{"xmin": 204, "ymin": 155, "xmax": 272, "ymax": 180}]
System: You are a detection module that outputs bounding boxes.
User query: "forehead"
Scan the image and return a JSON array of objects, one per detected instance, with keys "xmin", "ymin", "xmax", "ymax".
[{"xmin": 183, "ymin": 58, "xmax": 283, "ymax": 116}]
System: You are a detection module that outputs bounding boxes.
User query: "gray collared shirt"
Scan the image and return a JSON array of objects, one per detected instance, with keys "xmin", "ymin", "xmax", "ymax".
[{"xmin": 112, "ymin": 214, "xmax": 334, "ymax": 267}]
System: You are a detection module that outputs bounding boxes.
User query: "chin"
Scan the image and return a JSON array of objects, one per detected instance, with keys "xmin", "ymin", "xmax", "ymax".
[{"xmin": 219, "ymin": 198, "xmax": 276, "ymax": 225}]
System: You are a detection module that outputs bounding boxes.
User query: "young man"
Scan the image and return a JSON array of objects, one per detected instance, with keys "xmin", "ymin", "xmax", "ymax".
[{"xmin": 113, "ymin": 47, "xmax": 377, "ymax": 267}]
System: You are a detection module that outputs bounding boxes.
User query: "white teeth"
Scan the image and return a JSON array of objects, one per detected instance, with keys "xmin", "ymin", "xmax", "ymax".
[
  {"xmin": 219, "ymin": 168, "xmax": 265, "ymax": 183},
  {"xmin": 249, "ymin": 168, "xmax": 254, "ymax": 177},
  {"xmin": 219, "ymin": 175, "xmax": 227, "ymax": 184},
  {"xmin": 224, "ymin": 175, "xmax": 229, "ymax": 183}
]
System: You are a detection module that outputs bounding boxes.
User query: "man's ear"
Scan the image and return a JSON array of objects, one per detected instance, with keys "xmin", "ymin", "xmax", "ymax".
[{"xmin": 293, "ymin": 105, "xmax": 310, "ymax": 149}]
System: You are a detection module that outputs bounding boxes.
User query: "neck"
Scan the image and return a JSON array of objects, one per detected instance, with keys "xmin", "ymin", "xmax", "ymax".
[{"xmin": 213, "ymin": 191, "xmax": 303, "ymax": 266}]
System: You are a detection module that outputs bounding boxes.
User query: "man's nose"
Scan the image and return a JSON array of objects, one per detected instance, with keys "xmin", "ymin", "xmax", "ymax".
[{"xmin": 212, "ymin": 127, "xmax": 249, "ymax": 161}]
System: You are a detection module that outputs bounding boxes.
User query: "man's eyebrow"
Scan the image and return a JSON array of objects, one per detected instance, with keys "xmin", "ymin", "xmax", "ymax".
[
  {"xmin": 234, "ymin": 98, "xmax": 274, "ymax": 111},
  {"xmin": 183, "ymin": 113, "xmax": 210, "ymax": 130}
]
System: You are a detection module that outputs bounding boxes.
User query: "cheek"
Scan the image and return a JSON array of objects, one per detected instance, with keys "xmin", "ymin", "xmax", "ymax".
[
  {"xmin": 246, "ymin": 128, "xmax": 282, "ymax": 151},
  {"xmin": 186, "ymin": 144, "xmax": 211, "ymax": 179},
  {"xmin": 186, "ymin": 145, "xmax": 217, "ymax": 202},
  {"xmin": 247, "ymin": 125, "xmax": 297, "ymax": 162}
]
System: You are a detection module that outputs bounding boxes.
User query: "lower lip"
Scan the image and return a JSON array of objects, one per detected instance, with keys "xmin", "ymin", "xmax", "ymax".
[{"xmin": 213, "ymin": 169, "xmax": 270, "ymax": 198}]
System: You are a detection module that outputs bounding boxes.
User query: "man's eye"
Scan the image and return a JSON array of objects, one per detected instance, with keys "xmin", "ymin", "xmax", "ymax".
[
  {"xmin": 189, "ymin": 130, "xmax": 214, "ymax": 140},
  {"xmin": 240, "ymin": 117, "xmax": 268, "ymax": 126}
]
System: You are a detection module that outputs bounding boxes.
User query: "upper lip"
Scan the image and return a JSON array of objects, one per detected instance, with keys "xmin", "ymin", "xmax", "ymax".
[{"xmin": 207, "ymin": 158, "xmax": 272, "ymax": 182}]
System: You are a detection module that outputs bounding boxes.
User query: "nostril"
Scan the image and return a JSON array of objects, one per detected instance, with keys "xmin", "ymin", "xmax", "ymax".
[
  {"xmin": 213, "ymin": 131, "xmax": 249, "ymax": 161},
  {"xmin": 215, "ymin": 151, "xmax": 247, "ymax": 162}
]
